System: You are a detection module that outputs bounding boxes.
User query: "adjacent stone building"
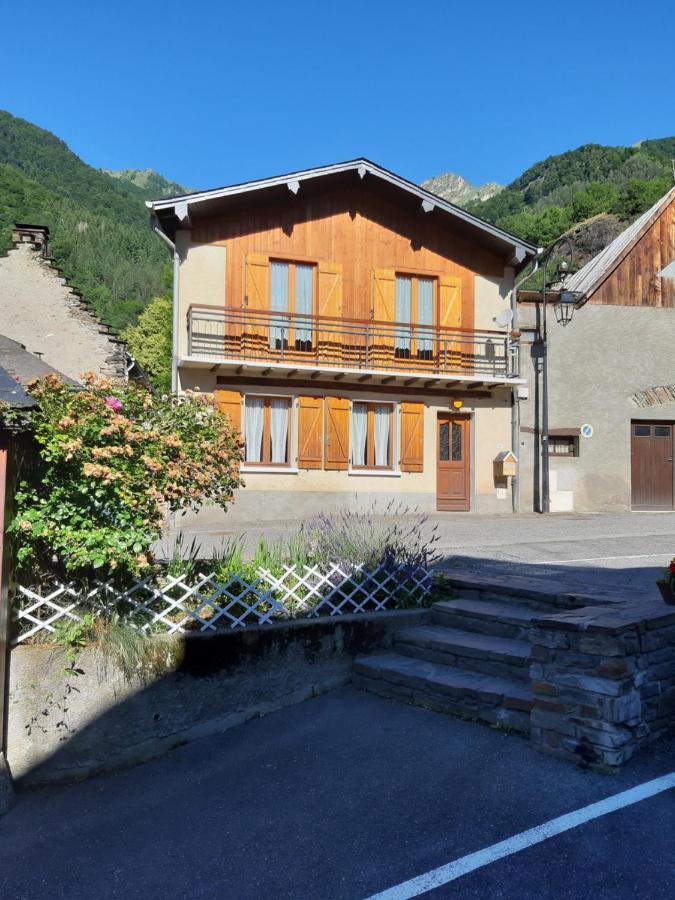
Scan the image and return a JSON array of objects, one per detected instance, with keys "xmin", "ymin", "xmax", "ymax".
[{"xmin": 0, "ymin": 225, "xmax": 139, "ymax": 384}]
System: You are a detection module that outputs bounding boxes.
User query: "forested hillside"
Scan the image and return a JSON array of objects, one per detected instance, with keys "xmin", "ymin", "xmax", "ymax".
[
  {"xmin": 462, "ymin": 140, "xmax": 675, "ymax": 249},
  {"xmin": 0, "ymin": 111, "xmax": 186, "ymax": 331}
]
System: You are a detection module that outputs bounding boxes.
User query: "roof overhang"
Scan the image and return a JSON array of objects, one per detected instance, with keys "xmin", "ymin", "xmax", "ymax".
[{"xmin": 147, "ymin": 158, "xmax": 536, "ymax": 269}]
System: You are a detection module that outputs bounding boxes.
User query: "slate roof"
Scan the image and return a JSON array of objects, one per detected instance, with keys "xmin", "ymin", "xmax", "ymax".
[
  {"xmin": 0, "ymin": 364, "xmax": 36, "ymax": 408},
  {"xmin": 0, "ymin": 334, "xmax": 77, "ymax": 389},
  {"xmin": 564, "ymin": 187, "xmax": 675, "ymax": 297}
]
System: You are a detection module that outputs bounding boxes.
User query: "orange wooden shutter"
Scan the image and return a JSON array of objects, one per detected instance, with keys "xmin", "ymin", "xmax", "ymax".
[
  {"xmin": 215, "ymin": 389, "xmax": 241, "ymax": 434},
  {"xmin": 244, "ymin": 253, "xmax": 270, "ymax": 343},
  {"xmin": 297, "ymin": 396, "xmax": 324, "ymax": 469},
  {"xmin": 372, "ymin": 269, "xmax": 396, "ymax": 362},
  {"xmin": 318, "ymin": 261, "xmax": 343, "ymax": 361},
  {"xmin": 438, "ymin": 275, "xmax": 462, "ymax": 368},
  {"xmin": 399, "ymin": 402, "xmax": 424, "ymax": 472},
  {"xmin": 324, "ymin": 397, "xmax": 349, "ymax": 470}
]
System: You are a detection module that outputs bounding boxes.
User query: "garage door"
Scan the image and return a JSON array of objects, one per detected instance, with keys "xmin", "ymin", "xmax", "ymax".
[{"xmin": 631, "ymin": 422, "xmax": 674, "ymax": 510}]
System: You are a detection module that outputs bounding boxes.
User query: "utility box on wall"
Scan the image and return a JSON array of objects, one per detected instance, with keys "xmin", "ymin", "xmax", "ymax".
[{"xmin": 494, "ymin": 450, "xmax": 518, "ymax": 479}]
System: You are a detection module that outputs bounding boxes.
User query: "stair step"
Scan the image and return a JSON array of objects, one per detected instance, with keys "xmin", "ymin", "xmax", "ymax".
[
  {"xmin": 353, "ymin": 653, "xmax": 533, "ymax": 733},
  {"xmin": 432, "ymin": 598, "xmax": 542, "ymax": 639},
  {"xmin": 396, "ymin": 625, "xmax": 530, "ymax": 680}
]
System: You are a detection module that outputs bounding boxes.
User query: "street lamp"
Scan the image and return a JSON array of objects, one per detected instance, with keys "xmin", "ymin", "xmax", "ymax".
[{"xmin": 539, "ymin": 237, "xmax": 583, "ymax": 513}]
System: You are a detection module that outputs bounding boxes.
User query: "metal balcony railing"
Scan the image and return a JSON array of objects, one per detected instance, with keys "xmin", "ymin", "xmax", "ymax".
[{"xmin": 187, "ymin": 305, "xmax": 520, "ymax": 379}]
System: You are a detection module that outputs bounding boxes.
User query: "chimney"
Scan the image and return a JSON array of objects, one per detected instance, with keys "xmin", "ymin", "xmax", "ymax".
[{"xmin": 12, "ymin": 224, "xmax": 50, "ymax": 256}]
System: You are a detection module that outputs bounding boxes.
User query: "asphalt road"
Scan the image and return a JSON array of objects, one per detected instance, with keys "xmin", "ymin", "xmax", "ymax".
[{"xmin": 2, "ymin": 687, "xmax": 675, "ymax": 899}]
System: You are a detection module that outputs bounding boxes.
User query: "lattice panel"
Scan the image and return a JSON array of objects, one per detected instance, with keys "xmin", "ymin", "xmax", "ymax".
[{"xmin": 12, "ymin": 562, "xmax": 432, "ymax": 644}]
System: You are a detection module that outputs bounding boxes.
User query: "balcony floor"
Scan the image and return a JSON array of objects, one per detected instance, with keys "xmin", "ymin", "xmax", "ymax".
[{"xmin": 180, "ymin": 355, "xmax": 525, "ymax": 389}]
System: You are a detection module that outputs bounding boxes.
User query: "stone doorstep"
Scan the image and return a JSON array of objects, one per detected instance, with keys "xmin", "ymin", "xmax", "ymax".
[
  {"xmin": 353, "ymin": 654, "xmax": 534, "ymax": 711},
  {"xmin": 439, "ymin": 570, "xmax": 612, "ymax": 610},
  {"xmin": 433, "ymin": 598, "xmax": 543, "ymax": 630},
  {"xmin": 396, "ymin": 624, "xmax": 530, "ymax": 666}
]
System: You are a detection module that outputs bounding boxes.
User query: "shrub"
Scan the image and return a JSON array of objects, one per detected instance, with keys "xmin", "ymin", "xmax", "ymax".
[{"xmin": 10, "ymin": 373, "xmax": 243, "ymax": 580}]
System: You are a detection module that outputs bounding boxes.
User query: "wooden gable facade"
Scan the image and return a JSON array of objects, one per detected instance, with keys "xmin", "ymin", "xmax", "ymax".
[{"xmin": 190, "ymin": 184, "xmax": 509, "ymax": 331}]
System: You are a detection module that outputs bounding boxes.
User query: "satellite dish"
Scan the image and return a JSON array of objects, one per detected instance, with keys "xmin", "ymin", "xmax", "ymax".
[{"xmin": 494, "ymin": 309, "xmax": 513, "ymax": 328}]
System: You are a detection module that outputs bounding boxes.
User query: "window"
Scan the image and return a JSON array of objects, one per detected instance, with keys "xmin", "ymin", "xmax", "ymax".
[
  {"xmin": 269, "ymin": 260, "xmax": 315, "ymax": 351},
  {"xmin": 549, "ymin": 436, "xmax": 578, "ymax": 457},
  {"xmin": 351, "ymin": 402, "xmax": 393, "ymax": 469},
  {"xmin": 244, "ymin": 396, "xmax": 291, "ymax": 466},
  {"xmin": 655, "ymin": 426, "xmax": 672, "ymax": 438},
  {"xmin": 395, "ymin": 274, "xmax": 435, "ymax": 360},
  {"xmin": 634, "ymin": 425, "xmax": 651, "ymax": 437}
]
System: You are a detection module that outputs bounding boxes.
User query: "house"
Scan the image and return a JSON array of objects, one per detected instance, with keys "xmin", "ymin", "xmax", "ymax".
[
  {"xmin": 518, "ymin": 186, "xmax": 675, "ymax": 512},
  {"xmin": 0, "ymin": 225, "xmax": 143, "ymax": 384},
  {"xmin": 147, "ymin": 159, "xmax": 536, "ymax": 521}
]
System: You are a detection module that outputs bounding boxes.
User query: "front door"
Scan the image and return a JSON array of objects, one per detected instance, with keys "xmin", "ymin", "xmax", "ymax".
[
  {"xmin": 437, "ymin": 414, "xmax": 471, "ymax": 511},
  {"xmin": 631, "ymin": 421, "xmax": 674, "ymax": 510}
]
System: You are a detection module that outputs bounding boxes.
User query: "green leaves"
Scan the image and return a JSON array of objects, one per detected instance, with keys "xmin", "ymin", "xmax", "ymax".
[{"xmin": 10, "ymin": 375, "xmax": 243, "ymax": 581}]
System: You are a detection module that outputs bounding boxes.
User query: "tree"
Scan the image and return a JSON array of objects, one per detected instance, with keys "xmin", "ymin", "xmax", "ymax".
[{"xmin": 122, "ymin": 295, "xmax": 173, "ymax": 393}]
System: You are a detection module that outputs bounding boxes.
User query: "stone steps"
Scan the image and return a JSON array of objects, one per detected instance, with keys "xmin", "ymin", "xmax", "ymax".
[
  {"xmin": 432, "ymin": 597, "xmax": 542, "ymax": 640},
  {"xmin": 395, "ymin": 624, "xmax": 531, "ymax": 682},
  {"xmin": 353, "ymin": 653, "xmax": 533, "ymax": 734}
]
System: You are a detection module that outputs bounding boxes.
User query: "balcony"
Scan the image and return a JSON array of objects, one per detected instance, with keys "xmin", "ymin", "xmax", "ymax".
[{"xmin": 185, "ymin": 306, "xmax": 520, "ymax": 384}]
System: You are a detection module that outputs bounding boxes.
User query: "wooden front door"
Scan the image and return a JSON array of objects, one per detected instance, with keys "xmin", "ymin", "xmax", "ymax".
[
  {"xmin": 437, "ymin": 414, "xmax": 471, "ymax": 511},
  {"xmin": 631, "ymin": 422, "xmax": 674, "ymax": 510}
]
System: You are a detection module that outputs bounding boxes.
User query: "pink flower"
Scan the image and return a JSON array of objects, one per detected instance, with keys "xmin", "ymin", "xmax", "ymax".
[{"xmin": 105, "ymin": 396, "xmax": 123, "ymax": 412}]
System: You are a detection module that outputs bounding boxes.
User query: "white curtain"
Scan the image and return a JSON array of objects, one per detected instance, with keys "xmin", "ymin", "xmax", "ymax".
[
  {"xmin": 270, "ymin": 261, "xmax": 289, "ymax": 348},
  {"xmin": 417, "ymin": 278, "xmax": 433, "ymax": 353},
  {"xmin": 352, "ymin": 402, "xmax": 368, "ymax": 466},
  {"xmin": 374, "ymin": 405, "xmax": 390, "ymax": 467},
  {"xmin": 270, "ymin": 400, "xmax": 289, "ymax": 464},
  {"xmin": 245, "ymin": 398, "xmax": 264, "ymax": 463},
  {"xmin": 395, "ymin": 276, "xmax": 412, "ymax": 352},
  {"xmin": 295, "ymin": 264, "xmax": 313, "ymax": 345}
]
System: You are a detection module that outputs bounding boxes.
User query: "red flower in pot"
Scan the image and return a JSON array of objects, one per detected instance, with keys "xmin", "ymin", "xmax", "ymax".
[{"xmin": 657, "ymin": 558, "xmax": 675, "ymax": 605}]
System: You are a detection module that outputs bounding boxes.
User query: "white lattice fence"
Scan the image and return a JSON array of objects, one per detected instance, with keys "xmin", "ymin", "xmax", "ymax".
[{"xmin": 11, "ymin": 562, "xmax": 432, "ymax": 644}]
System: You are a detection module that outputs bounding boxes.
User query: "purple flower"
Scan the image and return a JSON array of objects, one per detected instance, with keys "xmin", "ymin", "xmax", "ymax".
[{"xmin": 105, "ymin": 396, "xmax": 123, "ymax": 412}]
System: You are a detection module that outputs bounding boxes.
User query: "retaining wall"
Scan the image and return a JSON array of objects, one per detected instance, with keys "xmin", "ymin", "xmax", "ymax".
[{"xmin": 7, "ymin": 608, "xmax": 428, "ymax": 785}]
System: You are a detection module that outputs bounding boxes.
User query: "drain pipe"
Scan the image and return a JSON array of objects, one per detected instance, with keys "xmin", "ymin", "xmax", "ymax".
[
  {"xmin": 151, "ymin": 214, "xmax": 180, "ymax": 393},
  {"xmin": 510, "ymin": 255, "xmax": 540, "ymax": 514}
]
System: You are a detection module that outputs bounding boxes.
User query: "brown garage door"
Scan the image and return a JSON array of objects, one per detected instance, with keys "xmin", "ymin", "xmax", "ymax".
[{"xmin": 631, "ymin": 422, "xmax": 674, "ymax": 510}]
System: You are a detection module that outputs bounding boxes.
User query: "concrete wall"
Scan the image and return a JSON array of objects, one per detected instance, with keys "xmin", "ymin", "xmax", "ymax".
[
  {"xmin": 0, "ymin": 241, "xmax": 128, "ymax": 382},
  {"xmin": 176, "ymin": 231, "xmax": 227, "ymax": 360},
  {"xmin": 518, "ymin": 303, "xmax": 675, "ymax": 512},
  {"xmin": 6, "ymin": 609, "xmax": 427, "ymax": 785}
]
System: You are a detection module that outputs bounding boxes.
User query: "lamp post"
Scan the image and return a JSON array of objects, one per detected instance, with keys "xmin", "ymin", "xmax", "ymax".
[{"xmin": 539, "ymin": 237, "xmax": 582, "ymax": 513}]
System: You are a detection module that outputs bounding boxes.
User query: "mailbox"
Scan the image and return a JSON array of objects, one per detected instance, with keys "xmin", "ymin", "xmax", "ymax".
[{"xmin": 494, "ymin": 450, "xmax": 518, "ymax": 478}]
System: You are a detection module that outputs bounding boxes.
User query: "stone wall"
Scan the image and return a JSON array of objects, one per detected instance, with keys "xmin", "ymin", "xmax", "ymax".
[
  {"xmin": 529, "ymin": 603, "xmax": 675, "ymax": 768},
  {"xmin": 6, "ymin": 608, "xmax": 428, "ymax": 785},
  {"xmin": 0, "ymin": 235, "xmax": 128, "ymax": 382}
]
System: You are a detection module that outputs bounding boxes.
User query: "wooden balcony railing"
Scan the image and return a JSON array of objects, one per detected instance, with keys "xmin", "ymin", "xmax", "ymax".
[{"xmin": 186, "ymin": 305, "xmax": 519, "ymax": 379}]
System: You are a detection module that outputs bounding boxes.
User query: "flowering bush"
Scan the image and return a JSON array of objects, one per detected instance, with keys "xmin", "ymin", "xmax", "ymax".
[
  {"xmin": 657, "ymin": 558, "xmax": 675, "ymax": 599},
  {"xmin": 11, "ymin": 373, "xmax": 243, "ymax": 579}
]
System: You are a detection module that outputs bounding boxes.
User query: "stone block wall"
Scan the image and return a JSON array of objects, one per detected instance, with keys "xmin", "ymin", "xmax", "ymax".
[{"xmin": 529, "ymin": 606, "xmax": 675, "ymax": 768}]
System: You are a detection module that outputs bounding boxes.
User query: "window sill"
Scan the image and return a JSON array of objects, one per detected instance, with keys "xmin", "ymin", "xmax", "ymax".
[
  {"xmin": 240, "ymin": 466, "xmax": 299, "ymax": 475},
  {"xmin": 348, "ymin": 469, "xmax": 402, "ymax": 477}
]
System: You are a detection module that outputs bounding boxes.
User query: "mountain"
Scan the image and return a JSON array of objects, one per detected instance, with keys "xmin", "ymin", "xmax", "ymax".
[
  {"xmin": 422, "ymin": 172, "xmax": 502, "ymax": 206},
  {"xmin": 101, "ymin": 167, "xmax": 192, "ymax": 201},
  {"xmin": 460, "ymin": 139, "xmax": 675, "ymax": 256},
  {"xmin": 0, "ymin": 110, "xmax": 173, "ymax": 331}
]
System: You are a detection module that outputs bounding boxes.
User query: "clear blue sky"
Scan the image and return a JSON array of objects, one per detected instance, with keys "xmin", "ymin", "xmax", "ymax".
[{"xmin": 3, "ymin": 0, "xmax": 674, "ymax": 190}]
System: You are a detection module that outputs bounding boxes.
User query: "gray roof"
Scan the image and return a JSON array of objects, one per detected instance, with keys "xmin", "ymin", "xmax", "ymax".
[
  {"xmin": 565, "ymin": 187, "xmax": 675, "ymax": 297},
  {"xmin": 0, "ymin": 334, "xmax": 77, "ymax": 387},
  {"xmin": 147, "ymin": 157, "xmax": 537, "ymax": 264},
  {"xmin": 0, "ymin": 365, "xmax": 36, "ymax": 408}
]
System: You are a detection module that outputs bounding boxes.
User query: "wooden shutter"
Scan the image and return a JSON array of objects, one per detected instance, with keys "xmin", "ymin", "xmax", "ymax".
[
  {"xmin": 399, "ymin": 402, "xmax": 424, "ymax": 472},
  {"xmin": 318, "ymin": 261, "xmax": 343, "ymax": 361},
  {"xmin": 372, "ymin": 269, "xmax": 396, "ymax": 362},
  {"xmin": 215, "ymin": 389, "xmax": 241, "ymax": 434},
  {"xmin": 438, "ymin": 275, "xmax": 462, "ymax": 369},
  {"xmin": 297, "ymin": 396, "xmax": 324, "ymax": 469},
  {"xmin": 244, "ymin": 253, "xmax": 269, "ymax": 343},
  {"xmin": 325, "ymin": 397, "xmax": 349, "ymax": 470}
]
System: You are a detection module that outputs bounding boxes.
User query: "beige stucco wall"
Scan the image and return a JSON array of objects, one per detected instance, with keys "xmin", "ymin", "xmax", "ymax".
[
  {"xmin": 473, "ymin": 270, "xmax": 513, "ymax": 331},
  {"xmin": 0, "ymin": 242, "xmax": 127, "ymax": 381},
  {"xmin": 176, "ymin": 231, "xmax": 226, "ymax": 359}
]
